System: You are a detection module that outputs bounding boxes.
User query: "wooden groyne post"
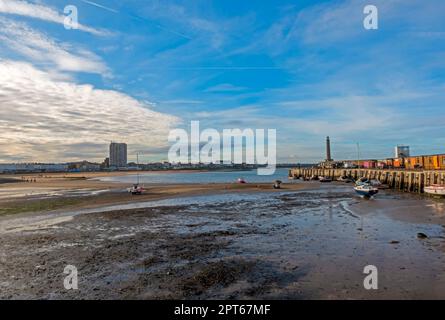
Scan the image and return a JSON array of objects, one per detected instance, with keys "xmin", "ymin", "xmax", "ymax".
[{"xmin": 288, "ymin": 168, "xmax": 445, "ymax": 193}]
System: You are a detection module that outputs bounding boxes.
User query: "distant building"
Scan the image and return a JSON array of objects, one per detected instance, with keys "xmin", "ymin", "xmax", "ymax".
[
  {"xmin": 100, "ymin": 157, "xmax": 110, "ymax": 170},
  {"xmin": 395, "ymin": 145, "xmax": 410, "ymax": 158},
  {"xmin": 318, "ymin": 136, "xmax": 335, "ymax": 168},
  {"xmin": 110, "ymin": 142, "xmax": 128, "ymax": 167},
  {"xmin": 0, "ymin": 163, "xmax": 69, "ymax": 173},
  {"xmin": 68, "ymin": 161, "xmax": 100, "ymax": 172},
  {"xmin": 103, "ymin": 157, "xmax": 110, "ymax": 168},
  {"xmin": 326, "ymin": 136, "xmax": 333, "ymax": 161}
]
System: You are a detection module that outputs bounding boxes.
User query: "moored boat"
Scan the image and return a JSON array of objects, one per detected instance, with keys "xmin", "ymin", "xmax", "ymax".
[
  {"xmin": 319, "ymin": 176, "xmax": 332, "ymax": 182},
  {"xmin": 424, "ymin": 184, "xmax": 445, "ymax": 196},
  {"xmin": 337, "ymin": 175, "xmax": 354, "ymax": 183},
  {"xmin": 354, "ymin": 184, "xmax": 379, "ymax": 198},
  {"xmin": 273, "ymin": 180, "xmax": 282, "ymax": 189},
  {"xmin": 128, "ymin": 153, "xmax": 144, "ymax": 195},
  {"xmin": 128, "ymin": 184, "xmax": 144, "ymax": 195},
  {"xmin": 355, "ymin": 177, "xmax": 370, "ymax": 186},
  {"xmin": 369, "ymin": 179, "xmax": 383, "ymax": 187}
]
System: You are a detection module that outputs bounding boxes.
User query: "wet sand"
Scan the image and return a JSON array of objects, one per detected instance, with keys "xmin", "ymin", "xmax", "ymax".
[
  {"xmin": 0, "ymin": 171, "xmax": 302, "ymax": 204},
  {"xmin": 0, "ymin": 182, "xmax": 311, "ymax": 220},
  {"xmin": 1, "ymin": 183, "xmax": 445, "ymax": 300}
]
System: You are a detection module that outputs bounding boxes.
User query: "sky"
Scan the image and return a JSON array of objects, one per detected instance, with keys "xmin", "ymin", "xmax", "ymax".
[{"xmin": 0, "ymin": 0, "xmax": 444, "ymax": 164}]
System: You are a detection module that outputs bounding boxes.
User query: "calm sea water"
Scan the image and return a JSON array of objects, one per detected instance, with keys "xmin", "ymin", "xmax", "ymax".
[{"xmin": 96, "ymin": 167, "xmax": 293, "ymax": 184}]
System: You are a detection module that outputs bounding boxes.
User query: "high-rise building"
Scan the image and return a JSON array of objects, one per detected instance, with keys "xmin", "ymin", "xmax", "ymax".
[
  {"xmin": 395, "ymin": 145, "xmax": 410, "ymax": 158},
  {"xmin": 326, "ymin": 136, "xmax": 333, "ymax": 161},
  {"xmin": 109, "ymin": 142, "xmax": 127, "ymax": 167}
]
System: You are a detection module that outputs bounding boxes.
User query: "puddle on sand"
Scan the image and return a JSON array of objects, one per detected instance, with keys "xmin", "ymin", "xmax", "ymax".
[{"xmin": 0, "ymin": 188, "xmax": 110, "ymax": 200}]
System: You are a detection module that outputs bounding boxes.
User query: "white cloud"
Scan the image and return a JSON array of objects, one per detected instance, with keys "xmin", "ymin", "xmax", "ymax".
[
  {"xmin": 0, "ymin": 60, "xmax": 180, "ymax": 162},
  {"xmin": 0, "ymin": 0, "xmax": 109, "ymax": 36},
  {"xmin": 0, "ymin": 17, "xmax": 109, "ymax": 75},
  {"xmin": 80, "ymin": 0, "xmax": 119, "ymax": 14}
]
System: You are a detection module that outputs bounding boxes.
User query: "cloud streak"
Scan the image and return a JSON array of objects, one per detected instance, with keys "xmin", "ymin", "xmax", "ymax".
[
  {"xmin": 0, "ymin": 0, "xmax": 109, "ymax": 36},
  {"xmin": 80, "ymin": 0, "xmax": 119, "ymax": 14}
]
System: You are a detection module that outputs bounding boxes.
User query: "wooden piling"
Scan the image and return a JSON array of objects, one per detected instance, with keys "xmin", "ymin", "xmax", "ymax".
[{"xmin": 289, "ymin": 167, "xmax": 445, "ymax": 194}]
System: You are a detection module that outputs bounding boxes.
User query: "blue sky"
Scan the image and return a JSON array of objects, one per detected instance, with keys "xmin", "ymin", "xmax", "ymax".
[{"xmin": 0, "ymin": 0, "xmax": 444, "ymax": 163}]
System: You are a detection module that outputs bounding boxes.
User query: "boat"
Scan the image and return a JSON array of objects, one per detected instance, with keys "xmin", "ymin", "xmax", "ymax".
[
  {"xmin": 273, "ymin": 180, "xmax": 282, "ymax": 189},
  {"xmin": 310, "ymin": 175, "xmax": 319, "ymax": 181},
  {"xmin": 368, "ymin": 179, "xmax": 389, "ymax": 189},
  {"xmin": 318, "ymin": 176, "xmax": 332, "ymax": 182},
  {"xmin": 354, "ymin": 184, "xmax": 379, "ymax": 198},
  {"xmin": 355, "ymin": 177, "xmax": 370, "ymax": 186},
  {"xmin": 128, "ymin": 153, "xmax": 144, "ymax": 195},
  {"xmin": 128, "ymin": 184, "xmax": 144, "ymax": 195},
  {"xmin": 337, "ymin": 175, "xmax": 354, "ymax": 183},
  {"xmin": 369, "ymin": 179, "xmax": 382, "ymax": 187},
  {"xmin": 237, "ymin": 178, "xmax": 246, "ymax": 184},
  {"xmin": 424, "ymin": 184, "xmax": 445, "ymax": 196}
]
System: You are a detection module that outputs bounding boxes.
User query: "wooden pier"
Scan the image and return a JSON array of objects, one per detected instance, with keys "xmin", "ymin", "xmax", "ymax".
[{"xmin": 289, "ymin": 168, "xmax": 445, "ymax": 193}]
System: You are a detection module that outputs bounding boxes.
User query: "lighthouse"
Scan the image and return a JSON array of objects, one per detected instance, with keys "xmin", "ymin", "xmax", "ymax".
[{"xmin": 326, "ymin": 136, "xmax": 333, "ymax": 161}]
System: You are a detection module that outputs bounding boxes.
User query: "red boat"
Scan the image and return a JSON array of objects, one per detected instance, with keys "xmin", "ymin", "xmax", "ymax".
[{"xmin": 128, "ymin": 184, "xmax": 144, "ymax": 195}]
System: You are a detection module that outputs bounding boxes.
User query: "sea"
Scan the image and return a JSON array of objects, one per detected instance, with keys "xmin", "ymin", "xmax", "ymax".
[{"xmin": 95, "ymin": 167, "xmax": 294, "ymax": 184}]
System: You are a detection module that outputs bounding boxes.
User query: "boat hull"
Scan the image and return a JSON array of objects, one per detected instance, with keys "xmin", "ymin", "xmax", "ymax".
[
  {"xmin": 355, "ymin": 189, "xmax": 378, "ymax": 197},
  {"xmin": 128, "ymin": 185, "xmax": 144, "ymax": 195},
  {"xmin": 424, "ymin": 186, "xmax": 445, "ymax": 196},
  {"xmin": 354, "ymin": 185, "xmax": 379, "ymax": 197}
]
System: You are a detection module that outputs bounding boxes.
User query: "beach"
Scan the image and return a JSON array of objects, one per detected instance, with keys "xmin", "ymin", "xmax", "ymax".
[{"xmin": 1, "ymin": 171, "xmax": 445, "ymax": 299}]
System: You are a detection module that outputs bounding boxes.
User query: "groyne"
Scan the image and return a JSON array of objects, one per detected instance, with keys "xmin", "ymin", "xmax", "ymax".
[{"xmin": 289, "ymin": 168, "xmax": 445, "ymax": 193}]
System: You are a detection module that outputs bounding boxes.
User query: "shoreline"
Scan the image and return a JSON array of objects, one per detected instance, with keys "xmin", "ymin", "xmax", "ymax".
[
  {"xmin": 0, "ymin": 170, "xmax": 302, "ymax": 217},
  {"xmin": 0, "ymin": 170, "xmax": 443, "ymax": 219},
  {"xmin": 0, "ymin": 168, "xmax": 268, "ymax": 181},
  {"xmin": 0, "ymin": 178, "xmax": 315, "ymax": 218}
]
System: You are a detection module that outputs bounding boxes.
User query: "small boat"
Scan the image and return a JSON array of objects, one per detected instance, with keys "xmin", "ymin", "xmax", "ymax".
[
  {"xmin": 318, "ymin": 176, "xmax": 332, "ymax": 182},
  {"xmin": 424, "ymin": 185, "xmax": 445, "ymax": 196},
  {"xmin": 273, "ymin": 180, "xmax": 282, "ymax": 189},
  {"xmin": 128, "ymin": 184, "xmax": 144, "ymax": 195},
  {"xmin": 337, "ymin": 175, "xmax": 354, "ymax": 183},
  {"xmin": 310, "ymin": 175, "xmax": 319, "ymax": 181},
  {"xmin": 355, "ymin": 177, "xmax": 370, "ymax": 186},
  {"xmin": 369, "ymin": 179, "xmax": 382, "ymax": 187},
  {"xmin": 354, "ymin": 184, "xmax": 379, "ymax": 198},
  {"xmin": 128, "ymin": 153, "xmax": 144, "ymax": 195},
  {"xmin": 368, "ymin": 179, "xmax": 389, "ymax": 189},
  {"xmin": 237, "ymin": 178, "xmax": 246, "ymax": 184}
]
